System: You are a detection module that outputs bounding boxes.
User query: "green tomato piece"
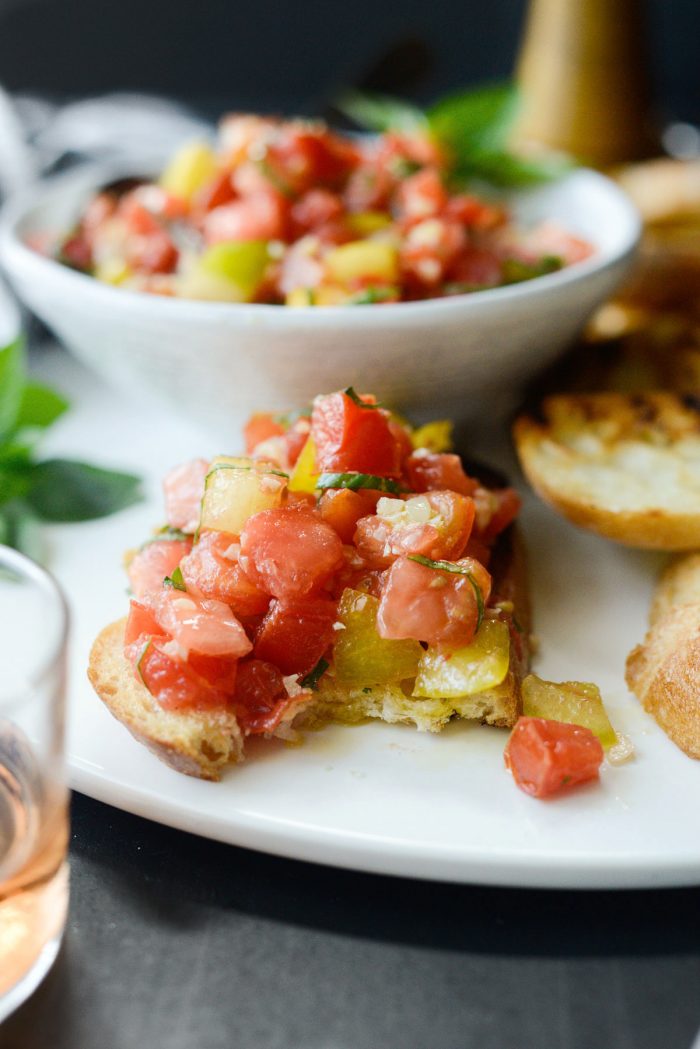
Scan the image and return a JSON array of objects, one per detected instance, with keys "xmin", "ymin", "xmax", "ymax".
[
  {"xmin": 183, "ymin": 241, "xmax": 270, "ymax": 302},
  {"xmin": 413, "ymin": 619, "xmax": 510, "ymax": 699},
  {"xmin": 200, "ymin": 456, "xmax": 287, "ymax": 536},
  {"xmin": 522, "ymin": 674, "xmax": 618, "ymax": 749},
  {"xmin": 333, "ymin": 589, "xmax": 422, "ymax": 687}
]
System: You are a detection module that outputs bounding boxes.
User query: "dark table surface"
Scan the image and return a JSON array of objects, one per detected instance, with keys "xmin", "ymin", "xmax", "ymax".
[{"xmin": 2, "ymin": 792, "xmax": 700, "ymax": 1049}]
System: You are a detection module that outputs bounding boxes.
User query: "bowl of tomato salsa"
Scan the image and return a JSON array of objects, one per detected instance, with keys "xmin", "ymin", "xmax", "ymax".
[{"xmin": 0, "ymin": 116, "xmax": 640, "ymax": 434}]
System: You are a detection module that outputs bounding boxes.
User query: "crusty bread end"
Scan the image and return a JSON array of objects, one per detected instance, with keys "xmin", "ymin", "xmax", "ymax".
[
  {"xmin": 514, "ymin": 393, "xmax": 700, "ymax": 550},
  {"xmin": 88, "ymin": 619, "xmax": 244, "ymax": 780}
]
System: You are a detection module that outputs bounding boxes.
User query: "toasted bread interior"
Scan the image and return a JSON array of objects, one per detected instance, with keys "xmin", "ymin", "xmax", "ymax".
[{"xmin": 515, "ymin": 392, "xmax": 700, "ymax": 549}]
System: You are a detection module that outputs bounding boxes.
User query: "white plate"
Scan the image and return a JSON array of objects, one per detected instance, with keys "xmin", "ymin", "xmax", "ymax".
[{"xmin": 35, "ymin": 349, "xmax": 700, "ymax": 890}]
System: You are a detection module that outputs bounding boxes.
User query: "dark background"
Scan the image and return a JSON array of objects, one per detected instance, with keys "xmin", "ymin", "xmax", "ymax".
[{"xmin": 0, "ymin": 0, "xmax": 698, "ymax": 123}]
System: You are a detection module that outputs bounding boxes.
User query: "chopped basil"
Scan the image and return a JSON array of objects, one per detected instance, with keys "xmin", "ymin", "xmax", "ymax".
[
  {"xmin": 501, "ymin": 255, "xmax": 562, "ymax": 285},
  {"xmin": 349, "ymin": 286, "xmax": 397, "ymax": 305},
  {"xmin": 163, "ymin": 566, "xmax": 186, "ymax": 591},
  {"xmin": 407, "ymin": 554, "xmax": 485, "ymax": 630},
  {"xmin": 300, "ymin": 658, "xmax": 330, "ymax": 691},
  {"xmin": 136, "ymin": 639, "xmax": 152, "ymax": 686},
  {"xmin": 316, "ymin": 472, "xmax": 402, "ymax": 494},
  {"xmin": 141, "ymin": 526, "xmax": 190, "ymax": 547}
]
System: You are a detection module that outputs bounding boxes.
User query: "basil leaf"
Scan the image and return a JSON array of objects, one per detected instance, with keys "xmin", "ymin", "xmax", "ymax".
[
  {"xmin": 163, "ymin": 566, "xmax": 186, "ymax": 591},
  {"xmin": 335, "ymin": 90, "xmax": 427, "ymax": 134},
  {"xmin": 26, "ymin": 459, "xmax": 142, "ymax": 522},
  {"xmin": 501, "ymin": 255, "xmax": 563, "ymax": 284},
  {"xmin": 454, "ymin": 149, "xmax": 573, "ymax": 188},
  {"xmin": 407, "ymin": 554, "xmax": 485, "ymax": 630},
  {"xmin": 16, "ymin": 381, "xmax": 69, "ymax": 430},
  {"xmin": 317, "ymin": 472, "xmax": 402, "ymax": 494},
  {"xmin": 428, "ymin": 83, "xmax": 520, "ymax": 161},
  {"xmin": 0, "ymin": 338, "xmax": 26, "ymax": 439},
  {"xmin": 0, "ymin": 461, "xmax": 33, "ymax": 507},
  {"xmin": 300, "ymin": 658, "xmax": 329, "ymax": 691},
  {"xmin": 0, "ymin": 501, "xmax": 44, "ymax": 562}
]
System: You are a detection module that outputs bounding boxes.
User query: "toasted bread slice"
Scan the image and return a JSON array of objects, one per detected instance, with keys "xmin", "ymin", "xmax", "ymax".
[
  {"xmin": 301, "ymin": 526, "xmax": 531, "ymax": 733},
  {"xmin": 514, "ymin": 393, "xmax": 700, "ymax": 549},
  {"xmin": 89, "ymin": 530, "xmax": 530, "ymax": 776},
  {"xmin": 626, "ymin": 610, "xmax": 700, "ymax": 759},
  {"xmin": 88, "ymin": 619, "xmax": 244, "ymax": 780}
]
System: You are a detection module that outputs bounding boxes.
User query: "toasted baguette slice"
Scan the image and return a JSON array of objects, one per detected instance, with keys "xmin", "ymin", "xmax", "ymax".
[
  {"xmin": 514, "ymin": 393, "xmax": 700, "ymax": 549},
  {"xmin": 302, "ymin": 525, "xmax": 531, "ymax": 733},
  {"xmin": 88, "ymin": 620, "xmax": 244, "ymax": 780},
  {"xmin": 89, "ymin": 528, "xmax": 530, "ymax": 777},
  {"xmin": 626, "ymin": 606, "xmax": 700, "ymax": 759}
]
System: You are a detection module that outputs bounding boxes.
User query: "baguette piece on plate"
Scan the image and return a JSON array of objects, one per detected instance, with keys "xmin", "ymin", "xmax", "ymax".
[
  {"xmin": 514, "ymin": 392, "xmax": 700, "ymax": 549},
  {"xmin": 89, "ymin": 620, "xmax": 245, "ymax": 780},
  {"xmin": 89, "ymin": 525, "xmax": 531, "ymax": 779},
  {"xmin": 626, "ymin": 553, "xmax": 700, "ymax": 759}
]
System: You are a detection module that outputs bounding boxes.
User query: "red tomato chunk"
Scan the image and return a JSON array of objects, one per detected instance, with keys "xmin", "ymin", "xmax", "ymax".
[
  {"xmin": 152, "ymin": 589, "xmax": 252, "ymax": 658},
  {"xmin": 504, "ymin": 717, "xmax": 604, "ymax": 798},
  {"xmin": 163, "ymin": 458, "xmax": 209, "ymax": 534},
  {"xmin": 377, "ymin": 555, "xmax": 491, "ymax": 649},
  {"xmin": 133, "ymin": 640, "xmax": 237, "ymax": 711},
  {"xmin": 239, "ymin": 506, "xmax": 344, "ymax": 599},
  {"xmin": 311, "ymin": 391, "xmax": 402, "ymax": 477},
  {"xmin": 233, "ymin": 659, "xmax": 299, "ymax": 735},
  {"xmin": 180, "ymin": 530, "xmax": 270, "ymax": 617},
  {"xmin": 254, "ymin": 596, "xmax": 337, "ymax": 676},
  {"xmin": 127, "ymin": 537, "xmax": 192, "ymax": 600}
]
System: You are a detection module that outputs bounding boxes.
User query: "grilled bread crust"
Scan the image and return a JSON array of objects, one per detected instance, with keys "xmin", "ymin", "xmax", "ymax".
[
  {"xmin": 625, "ymin": 553, "xmax": 700, "ymax": 759},
  {"xmin": 515, "ymin": 393, "xmax": 700, "ymax": 550},
  {"xmin": 89, "ymin": 528, "xmax": 531, "ymax": 777}
]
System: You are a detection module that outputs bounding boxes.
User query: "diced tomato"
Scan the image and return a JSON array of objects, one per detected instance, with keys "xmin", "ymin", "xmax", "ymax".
[
  {"xmin": 445, "ymin": 194, "xmax": 506, "ymax": 230},
  {"xmin": 195, "ymin": 170, "xmax": 236, "ymax": 213},
  {"xmin": 291, "ymin": 189, "xmax": 344, "ymax": 232},
  {"xmin": 233, "ymin": 658, "xmax": 301, "ymax": 734},
  {"xmin": 180, "ymin": 530, "xmax": 271, "ymax": 617},
  {"xmin": 244, "ymin": 413, "xmax": 285, "ymax": 454},
  {"xmin": 124, "ymin": 599, "xmax": 164, "ymax": 645},
  {"xmin": 400, "ymin": 218, "xmax": 466, "ymax": 288},
  {"xmin": 405, "ymin": 452, "xmax": 478, "ymax": 497},
  {"xmin": 354, "ymin": 491, "xmax": 474, "ymax": 568},
  {"xmin": 267, "ymin": 129, "xmax": 357, "ymax": 195},
  {"xmin": 395, "ymin": 168, "xmax": 448, "ymax": 221},
  {"xmin": 125, "ymin": 229, "xmax": 179, "ymax": 275},
  {"xmin": 504, "ymin": 717, "xmax": 604, "ymax": 798},
  {"xmin": 127, "ymin": 537, "xmax": 192, "ymax": 600},
  {"xmin": 446, "ymin": 247, "xmax": 502, "ymax": 289},
  {"xmin": 254, "ymin": 596, "xmax": 337, "ymax": 675},
  {"xmin": 163, "ymin": 458, "xmax": 209, "ymax": 534},
  {"xmin": 278, "ymin": 236, "xmax": 325, "ymax": 295},
  {"xmin": 82, "ymin": 193, "xmax": 118, "ymax": 241},
  {"xmin": 318, "ymin": 488, "xmax": 381, "ymax": 544},
  {"xmin": 389, "ymin": 419, "xmax": 414, "ymax": 466},
  {"xmin": 284, "ymin": 418, "xmax": 311, "ymax": 466},
  {"xmin": 311, "ymin": 391, "xmax": 402, "ymax": 477},
  {"xmin": 120, "ymin": 185, "xmax": 186, "ymax": 225},
  {"xmin": 60, "ymin": 233, "xmax": 92, "ymax": 270},
  {"xmin": 203, "ymin": 189, "xmax": 289, "ymax": 244},
  {"xmin": 377, "ymin": 555, "xmax": 491, "ymax": 649},
  {"xmin": 131, "ymin": 639, "xmax": 235, "ymax": 710},
  {"xmin": 472, "ymin": 486, "xmax": 521, "ymax": 541},
  {"xmin": 152, "ymin": 589, "xmax": 253, "ymax": 658},
  {"xmin": 344, "ymin": 164, "xmax": 394, "ymax": 213},
  {"xmin": 239, "ymin": 506, "xmax": 344, "ymax": 599}
]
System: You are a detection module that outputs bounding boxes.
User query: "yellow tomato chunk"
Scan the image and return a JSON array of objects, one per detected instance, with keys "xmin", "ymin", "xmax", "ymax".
[
  {"xmin": 522, "ymin": 674, "xmax": 618, "ymax": 748},
  {"xmin": 200, "ymin": 456, "xmax": 287, "ymax": 536},
  {"xmin": 413, "ymin": 619, "xmax": 510, "ymax": 698},
  {"xmin": 160, "ymin": 141, "xmax": 218, "ymax": 202},
  {"xmin": 288, "ymin": 436, "xmax": 320, "ymax": 494},
  {"xmin": 334, "ymin": 589, "xmax": 423, "ymax": 687},
  {"xmin": 324, "ymin": 241, "xmax": 399, "ymax": 284}
]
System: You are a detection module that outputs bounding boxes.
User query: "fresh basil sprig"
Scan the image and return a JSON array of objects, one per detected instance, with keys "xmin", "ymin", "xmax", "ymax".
[
  {"xmin": 0, "ymin": 336, "xmax": 142, "ymax": 558},
  {"xmin": 407, "ymin": 553, "xmax": 485, "ymax": 630},
  {"xmin": 300, "ymin": 657, "xmax": 330, "ymax": 691},
  {"xmin": 336, "ymin": 82, "xmax": 572, "ymax": 188}
]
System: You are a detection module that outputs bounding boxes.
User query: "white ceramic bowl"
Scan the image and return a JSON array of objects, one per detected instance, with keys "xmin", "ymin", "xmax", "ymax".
[{"xmin": 0, "ymin": 162, "xmax": 640, "ymax": 434}]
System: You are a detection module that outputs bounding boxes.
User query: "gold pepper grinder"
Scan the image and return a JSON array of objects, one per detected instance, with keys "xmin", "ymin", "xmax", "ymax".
[{"xmin": 511, "ymin": 0, "xmax": 660, "ymax": 166}]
